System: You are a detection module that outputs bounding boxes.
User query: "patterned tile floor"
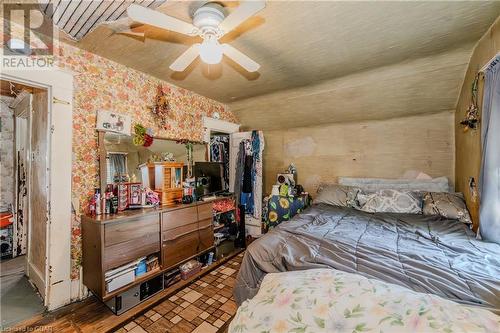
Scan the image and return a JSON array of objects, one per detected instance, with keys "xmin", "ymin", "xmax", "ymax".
[{"xmin": 113, "ymin": 253, "xmax": 243, "ymax": 333}]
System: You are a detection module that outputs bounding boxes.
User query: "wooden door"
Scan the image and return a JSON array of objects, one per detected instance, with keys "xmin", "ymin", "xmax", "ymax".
[{"xmin": 27, "ymin": 90, "xmax": 49, "ymax": 301}]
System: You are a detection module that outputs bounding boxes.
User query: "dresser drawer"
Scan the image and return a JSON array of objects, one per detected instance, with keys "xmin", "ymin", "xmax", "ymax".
[
  {"xmin": 198, "ymin": 221, "xmax": 214, "ymax": 253},
  {"xmin": 104, "ymin": 214, "xmax": 159, "ymax": 247},
  {"xmin": 197, "ymin": 202, "xmax": 213, "ymax": 221},
  {"xmin": 162, "ymin": 206, "xmax": 197, "ymax": 231},
  {"xmin": 162, "ymin": 222, "xmax": 198, "ymax": 242},
  {"xmin": 103, "ymin": 233, "xmax": 160, "ymax": 271},
  {"xmin": 162, "ymin": 228, "xmax": 199, "ymax": 270}
]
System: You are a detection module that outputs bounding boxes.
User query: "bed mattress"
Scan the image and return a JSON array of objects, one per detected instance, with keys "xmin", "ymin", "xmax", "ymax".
[{"xmin": 234, "ymin": 204, "xmax": 500, "ymax": 311}]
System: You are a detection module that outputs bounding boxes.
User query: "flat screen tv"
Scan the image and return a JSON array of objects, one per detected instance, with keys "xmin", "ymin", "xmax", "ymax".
[{"xmin": 194, "ymin": 162, "xmax": 224, "ymax": 197}]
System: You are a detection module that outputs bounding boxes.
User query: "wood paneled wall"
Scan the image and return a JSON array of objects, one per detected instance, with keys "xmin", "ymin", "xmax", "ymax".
[
  {"xmin": 455, "ymin": 17, "xmax": 500, "ymax": 230},
  {"xmin": 263, "ymin": 112, "xmax": 455, "ymax": 196}
]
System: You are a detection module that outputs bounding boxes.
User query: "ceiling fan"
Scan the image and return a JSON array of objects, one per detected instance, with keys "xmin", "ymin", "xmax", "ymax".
[{"xmin": 127, "ymin": 1, "xmax": 265, "ymax": 72}]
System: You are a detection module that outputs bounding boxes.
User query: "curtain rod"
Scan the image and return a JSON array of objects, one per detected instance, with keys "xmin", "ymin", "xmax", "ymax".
[{"xmin": 480, "ymin": 52, "xmax": 500, "ymax": 72}]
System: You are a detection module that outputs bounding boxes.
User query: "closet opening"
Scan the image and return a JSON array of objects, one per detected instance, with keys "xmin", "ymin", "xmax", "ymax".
[
  {"xmin": 208, "ymin": 131, "xmax": 230, "ymax": 192},
  {"xmin": 0, "ymin": 80, "xmax": 47, "ymax": 328}
]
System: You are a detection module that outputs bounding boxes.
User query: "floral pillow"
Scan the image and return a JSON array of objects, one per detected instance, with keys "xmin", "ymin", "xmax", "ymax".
[
  {"xmin": 358, "ymin": 189, "xmax": 422, "ymax": 214},
  {"xmin": 422, "ymin": 192, "xmax": 472, "ymax": 225},
  {"xmin": 264, "ymin": 195, "xmax": 310, "ymax": 231}
]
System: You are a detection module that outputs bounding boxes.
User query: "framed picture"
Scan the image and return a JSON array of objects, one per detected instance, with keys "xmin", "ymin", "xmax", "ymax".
[
  {"xmin": 129, "ymin": 183, "xmax": 142, "ymax": 205},
  {"xmin": 96, "ymin": 110, "xmax": 131, "ymax": 135}
]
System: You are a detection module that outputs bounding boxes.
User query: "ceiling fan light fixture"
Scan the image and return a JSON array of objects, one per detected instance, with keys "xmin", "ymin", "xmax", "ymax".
[
  {"xmin": 199, "ymin": 38, "xmax": 223, "ymax": 65},
  {"xmin": 127, "ymin": 2, "xmax": 265, "ymax": 72}
]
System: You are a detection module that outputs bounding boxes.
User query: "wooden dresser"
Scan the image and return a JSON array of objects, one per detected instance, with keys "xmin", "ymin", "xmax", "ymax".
[{"xmin": 82, "ymin": 201, "xmax": 214, "ymax": 301}]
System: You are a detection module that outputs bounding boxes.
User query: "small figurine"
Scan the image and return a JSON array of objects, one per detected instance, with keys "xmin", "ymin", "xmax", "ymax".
[{"xmin": 161, "ymin": 152, "xmax": 175, "ymax": 161}]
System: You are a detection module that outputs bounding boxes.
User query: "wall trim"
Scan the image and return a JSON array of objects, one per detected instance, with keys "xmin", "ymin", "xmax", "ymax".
[{"xmin": 202, "ymin": 116, "xmax": 240, "ymax": 143}]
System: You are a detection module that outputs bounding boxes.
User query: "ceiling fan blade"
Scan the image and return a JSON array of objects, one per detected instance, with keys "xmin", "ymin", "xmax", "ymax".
[
  {"xmin": 127, "ymin": 4, "xmax": 197, "ymax": 36},
  {"xmin": 100, "ymin": 18, "xmax": 145, "ymax": 38},
  {"xmin": 170, "ymin": 44, "xmax": 200, "ymax": 71},
  {"xmin": 219, "ymin": 1, "xmax": 266, "ymax": 36},
  {"xmin": 222, "ymin": 44, "xmax": 260, "ymax": 72}
]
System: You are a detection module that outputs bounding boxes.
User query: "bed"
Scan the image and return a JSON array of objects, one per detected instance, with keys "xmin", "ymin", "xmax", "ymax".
[
  {"xmin": 229, "ymin": 268, "xmax": 499, "ymax": 333},
  {"xmin": 234, "ymin": 204, "xmax": 500, "ymax": 311}
]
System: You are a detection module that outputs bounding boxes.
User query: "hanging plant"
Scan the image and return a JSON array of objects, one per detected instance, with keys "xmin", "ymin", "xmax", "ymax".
[
  {"xmin": 460, "ymin": 73, "xmax": 480, "ymax": 131},
  {"xmin": 177, "ymin": 139, "xmax": 195, "ymax": 178},
  {"xmin": 150, "ymin": 84, "xmax": 170, "ymax": 128},
  {"xmin": 133, "ymin": 123, "xmax": 154, "ymax": 147}
]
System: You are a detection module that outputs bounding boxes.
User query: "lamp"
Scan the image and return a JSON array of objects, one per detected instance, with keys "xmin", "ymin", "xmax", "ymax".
[{"xmin": 199, "ymin": 38, "xmax": 223, "ymax": 65}]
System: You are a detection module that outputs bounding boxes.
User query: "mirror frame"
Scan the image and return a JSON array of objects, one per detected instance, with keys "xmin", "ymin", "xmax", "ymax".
[{"xmin": 97, "ymin": 131, "xmax": 207, "ymax": 194}]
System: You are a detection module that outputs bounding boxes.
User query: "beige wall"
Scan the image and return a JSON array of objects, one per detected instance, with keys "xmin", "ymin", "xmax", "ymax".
[
  {"xmin": 233, "ymin": 47, "xmax": 468, "ymax": 198},
  {"xmin": 455, "ymin": 17, "xmax": 500, "ymax": 230},
  {"xmin": 264, "ymin": 111, "xmax": 455, "ymax": 196}
]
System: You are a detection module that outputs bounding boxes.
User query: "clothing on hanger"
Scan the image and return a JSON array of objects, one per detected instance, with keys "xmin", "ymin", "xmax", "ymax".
[{"xmin": 210, "ymin": 135, "xmax": 230, "ymax": 190}]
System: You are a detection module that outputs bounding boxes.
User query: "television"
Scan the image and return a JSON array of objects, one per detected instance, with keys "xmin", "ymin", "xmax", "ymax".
[{"xmin": 194, "ymin": 162, "xmax": 224, "ymax": 197}]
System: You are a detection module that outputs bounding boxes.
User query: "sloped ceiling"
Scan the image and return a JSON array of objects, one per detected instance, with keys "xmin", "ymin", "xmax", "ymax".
[{"xmin": 60, "ymin": 1, "xmax": 500, "ymax": 129}]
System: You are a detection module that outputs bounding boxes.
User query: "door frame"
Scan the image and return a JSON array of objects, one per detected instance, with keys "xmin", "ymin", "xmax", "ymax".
[
  {"xmin": 1, "ymin": 69, "xmax": 73, "ymax": 311},
  {"xmin": 202, "ymin": 116, "xmax": 240, "ymax": 144},
  {"xmin": 202, "ymin": 116, "xmax": 240, "ymax": 190}
]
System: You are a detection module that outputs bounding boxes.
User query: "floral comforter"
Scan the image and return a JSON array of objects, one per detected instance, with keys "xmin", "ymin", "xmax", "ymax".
[{"xmin": 229, "ymin": 269, "xmax": 499, "ymax": 333}]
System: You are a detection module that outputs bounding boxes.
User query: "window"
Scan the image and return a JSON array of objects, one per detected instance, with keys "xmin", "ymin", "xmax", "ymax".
[{"xmin": 106, "ymin": 153, "xmax": 127, "ymax": 184}]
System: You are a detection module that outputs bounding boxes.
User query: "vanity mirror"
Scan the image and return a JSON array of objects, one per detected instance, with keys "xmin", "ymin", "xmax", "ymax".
[{"xmin": 98, "ymin": 131, "xmax": 207, "ymax": 196}]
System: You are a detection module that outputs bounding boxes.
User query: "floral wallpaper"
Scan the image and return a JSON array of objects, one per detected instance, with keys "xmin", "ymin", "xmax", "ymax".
[{"xmin": 51, "ymin": 43, "xmax": 237, "ymax": 279}]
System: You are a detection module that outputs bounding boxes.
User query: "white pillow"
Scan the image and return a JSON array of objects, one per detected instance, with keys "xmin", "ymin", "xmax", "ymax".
[{"xmin": 338, "ymin": 177, "xmax": 450, "ymax": 193}]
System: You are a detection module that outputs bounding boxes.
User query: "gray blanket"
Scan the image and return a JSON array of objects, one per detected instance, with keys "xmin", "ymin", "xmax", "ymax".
[{"xmin": 234, "ymin": 204, "xmax": 500, "ymax": 311}]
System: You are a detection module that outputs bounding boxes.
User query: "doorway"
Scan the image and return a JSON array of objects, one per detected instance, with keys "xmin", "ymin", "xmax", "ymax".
[{"xmin": 0, "ymin": 80, "xmax": 47, "ymax": 328}]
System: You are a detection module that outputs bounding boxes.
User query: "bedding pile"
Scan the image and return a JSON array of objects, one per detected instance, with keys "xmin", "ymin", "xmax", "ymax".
[
  {"xmin": 234, "ymin": 204, "xmax": 500, "ymax": 310},
  {"xmin": 229, "ymin": 268, "xmax": 499, "ymax": 333}
]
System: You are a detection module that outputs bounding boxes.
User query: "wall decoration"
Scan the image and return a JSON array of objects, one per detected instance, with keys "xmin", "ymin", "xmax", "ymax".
[
  {"xmin": 150, "ymin": 84, "xmax": 170, "ymax": 128},
  {"xmin": 96, "ymin": 110, "xmax": 132, "ymax": 135},
  {"xmin": 2, "ymin": 17, "xmax": 238, "ymax": 282},
  {"xmin": 56, "ymin": 43, "xmax": 236, "ymax": 280},
  {"xmin": 460, "ymin": 73, "xmax": 480, "ymax": 131},
  {"xmin": 175, "ymin": 139, "xmax": 196, "ymax": 178},
  {"xmin": 132, "ymin": 123, "xmax": 154, "ymax": 147}
]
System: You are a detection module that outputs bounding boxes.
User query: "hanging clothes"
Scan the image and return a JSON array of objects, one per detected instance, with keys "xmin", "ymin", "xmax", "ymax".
[
  {"xmin": 234, "ymin": 131, "xmax": 265, "ymax": 219},
  {"xmin": 242, "ymin": 155, "xmax": 253, "ymax": 193},
  {"xmin": 210, "ymin": 135, "xmax": 230, "ymax": 190},
  {"xmin": 251, "ymin": 131, "xmax": 265, "ymax": 220},
  {"xmin": 234, "ymin": 141, "xmax": 246, "ymax": 207},
  {"xmin": 242, "ymin": 153, "xmax": 254, "ymax": 214}
]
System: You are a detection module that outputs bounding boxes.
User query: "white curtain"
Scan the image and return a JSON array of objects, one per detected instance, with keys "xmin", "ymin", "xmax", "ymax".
[
  {"xmin": 108, "ymin": 153, "xmax": 127, "ymax": 183},
  {"xmin": 479, "ymin": 55, "xmax": 500, "ymax": 243}
]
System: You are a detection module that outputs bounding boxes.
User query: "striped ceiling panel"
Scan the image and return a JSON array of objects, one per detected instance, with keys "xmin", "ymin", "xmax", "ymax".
[{"xmin": 38, "ymin": 0, "xmax": 167, "ymax": 40}]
